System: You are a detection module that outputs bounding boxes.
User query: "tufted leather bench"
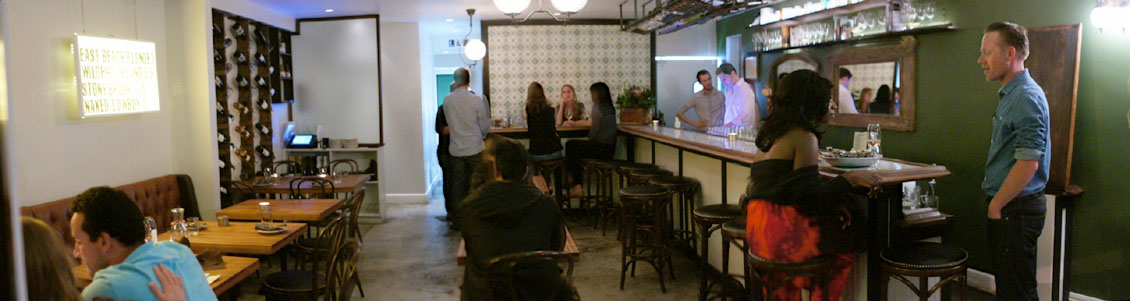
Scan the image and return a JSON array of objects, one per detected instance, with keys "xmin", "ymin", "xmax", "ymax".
[{"xmin": 19, "ymin": 174, "xmax": 201, "ymax": 247}]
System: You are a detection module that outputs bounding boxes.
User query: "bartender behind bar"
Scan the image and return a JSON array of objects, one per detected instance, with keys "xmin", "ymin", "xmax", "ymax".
[{"xmin": 676, "ymin": 70, "xmax": 726, "ymax": 129}]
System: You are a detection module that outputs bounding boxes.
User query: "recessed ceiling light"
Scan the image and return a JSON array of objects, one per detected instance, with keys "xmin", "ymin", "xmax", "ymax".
[
  {"xmin": 442, "ymin": 51, "xmax": 449, "ymax": 54},
  {"xmin": 324, "ymin": 9, "xmax": 334, "ymax": 13},
  {"xmin": 445, "ymin": 18, "xmax": 454, "ymax": 22},
  {"xmin": 452, "ymin": 29, "xmax": 459, "ymax": 33}
]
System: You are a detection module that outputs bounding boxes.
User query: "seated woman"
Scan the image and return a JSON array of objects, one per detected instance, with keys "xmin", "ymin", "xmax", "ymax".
[
  {"xmin": 565, "ymin": 82, "xmax": 617, "ymax": 196},
  {"xmin": 554, "ymin": 84, "xmax": 587, "ymax": 126},
  {"xmin": 525, "ymin": 82, "xmax": 564, "ymax": 162},
  {"xmin": 868, "ymin": 85, "xmax": 895, "ymax": 115},
  {"xmin": 744, "ymin": 70, "xmax": 879, "ymax": 301},
  {"xmin": 459, "ymin": 137, "xmax": 572, "ymax": 301}
]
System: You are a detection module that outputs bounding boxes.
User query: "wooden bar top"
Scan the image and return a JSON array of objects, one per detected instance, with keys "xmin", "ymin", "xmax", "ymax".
[
  {"xmin": 621, "ymin": 125, "xmax": 950, "ymax": 184},
  {"xmin": 218, "ymin": 199, "xmax": 343, "ymax": 222},
  {"xmin": 159, "ymin": 221, "xmax": 307, "ymax": 255},
  {"xmin": 74, "ymin": 255, "xmax": 260, "ymax": 296},
  {"xmin": 457, "ymin": 228, "xmax": 579, "ymax": 265}
]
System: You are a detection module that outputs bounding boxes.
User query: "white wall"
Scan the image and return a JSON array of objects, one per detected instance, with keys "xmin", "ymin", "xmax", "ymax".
[
  {"xmin": 292, "ymin": 18, "xmax": 382, "ymax": 144},
  {"xmin": 4, "ymin": 0, "xmax": 176, "ymax": 206},
  {"xmin": 211, "ymin": 0, "xmax": 295, "ymax": 31},
  {"xmin": 655, "ymin": 20, "xmax": 718, "ymax": 127},
  {"xmin": 379, "ymin": 22, "xmax": 427, "ymax": 203}
]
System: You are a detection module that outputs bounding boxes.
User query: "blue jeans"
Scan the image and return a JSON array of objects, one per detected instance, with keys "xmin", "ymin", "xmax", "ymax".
[
  {"xmin": 528, "ymin": 150, "xmax": 564, "ymax": 163},
  {"xmin": 987, "ymin": 192, "xmax": 1046, "ymax": 301}
]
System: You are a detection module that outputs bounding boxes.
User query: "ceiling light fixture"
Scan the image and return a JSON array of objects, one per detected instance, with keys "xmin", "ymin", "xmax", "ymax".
[
  {"xmin": 324, "ymin": 8, "xmax": 334, "ymax": 13},
  {"xmin": 493, "ymin": 0, "xmax": 587, "ymax": 23},
  {"xmin": 460, "ymin": 9, "xmax": 486, "ymax": 66},
  {"xmin": 1092, "ymin": 0, "xmax": 1130, "ymax": 33},
  {"xmin": 445, "ymin": 18, "xmax": 455, "ymax": 22}
]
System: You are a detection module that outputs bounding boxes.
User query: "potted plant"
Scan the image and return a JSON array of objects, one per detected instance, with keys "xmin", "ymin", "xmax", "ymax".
[{"xmin": 615, "ymin": 85, "xmax": 655, "ymax": 125}]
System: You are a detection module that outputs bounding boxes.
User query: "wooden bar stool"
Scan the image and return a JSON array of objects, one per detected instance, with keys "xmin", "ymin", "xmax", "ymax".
[
  {"xmin": 744, "ymin": 252, "xmax": 836, "ymax": 301},
  {"xmin": 618, "ymin": 185, "xmax": 675, "ymax": 293},
  {"xmin": 692, "ymin": 204, "xmax": 742, "ymax": 301},
  {"xmin": 535, "ymin": 159, "xmax": 569, "ymax": 210},
  {"xmin": 617, "ymin": 163, "xmax": 658, "ymax": 187},
  {"xmin": 651, "ymin": 176, "xmax": 700, "ymax": 255},
  {"xmin": 721, "ymin": 218, "xmax": 749, "ymax": 300},
  {"xmin": 880, "ymin": 242, "xmax": 969, "ymax": 301},
  {"xmin": 626, "ymin": 168, "xmax": 673, "ymax": 186},
  {"xmin": 591, "ymin": 160, "xmax": 622, "ymax": 236}
]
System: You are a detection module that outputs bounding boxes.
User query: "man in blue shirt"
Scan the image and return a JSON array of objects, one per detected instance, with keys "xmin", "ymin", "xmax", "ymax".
[
  {"xmin": 977, "ymin": 21, "xmax": 1050, "ymax": 301},
  {"xmin": 69, "ymin": 187, "xmax": 216, "ymax": 301},
  {"xmin": 443, "ymin": 67, "xmax": 491, "ymax": 230}
]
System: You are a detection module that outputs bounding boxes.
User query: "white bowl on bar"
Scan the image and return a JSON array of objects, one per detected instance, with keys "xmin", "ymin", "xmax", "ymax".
[{"xmin": 822, "ymin": 154, "xmax": 882, "ymax": 168}]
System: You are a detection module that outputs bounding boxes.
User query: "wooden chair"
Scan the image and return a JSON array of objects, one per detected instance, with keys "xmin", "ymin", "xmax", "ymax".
[
  {"xmin": 272, "ymin": 160, "xmax": 302, "ymax": 176},
  {"xmin": 325, "ymin": 240, "xmax": 362, "ymax": 301},
  {"xmin": 329, "ymin": 159, "xmax": 359, "ymax": 174},
  {"xmin": 343, "ymin": 190, "xmax": 366, "ymax": 243},
  {"xmin": 261, "ymin": 236, "xmax": 360, "ymax": 301},
  {"xmin": 226, "ymin": 181, "xmax": 259, "ymax": 208},
  {"xmin": 289, "ymin": 177, "xmax": 336, "ymax": 199},
  {"xmin": 485, "ymin": 251, "xmax": 577, "ymax": 301}
]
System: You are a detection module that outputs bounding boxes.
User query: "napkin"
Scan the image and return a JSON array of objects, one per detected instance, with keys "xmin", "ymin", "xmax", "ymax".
[
  {"xmin": 206, "ymin": 273, "xmax": 221, "ymax": 284},
  {"xmin": 196, "ymin": 250, "xmax": 227, "ymax": 270}
]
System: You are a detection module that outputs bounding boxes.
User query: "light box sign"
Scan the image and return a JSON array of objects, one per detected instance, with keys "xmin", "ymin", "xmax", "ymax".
[{"xmin": 73, "ymin": 35, "xmax": 160, "ymax": 118}]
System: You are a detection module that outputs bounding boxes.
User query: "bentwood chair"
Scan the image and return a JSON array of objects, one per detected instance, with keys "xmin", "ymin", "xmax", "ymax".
[
  {"xmin": 272, "ymin": 160, "xmax": 302, "ymax": 176},
  {"xmin": 226, "ymin": 181, "xmax": 260, "ymax": 208},
  {"xmin": 343, "ymin": 190, "xmax": 366, "ymax": 243},
  {"xmin": 485, "ymin": 251, "xmax": 578, "ymax": 301},
  {"xmin": 289, "ymin": 177, "xmax": 336, "ymax": 200},
  {"xmin": 325, "ymin": 240, "xmax": 362, "ymax": 301},
  {"xmin": 329, "ymin": 159, "xmax": 359, "ymax": 174},
  {"xmin": 262, "ymin": 238, "xmax": 361, "ymax": 301}
]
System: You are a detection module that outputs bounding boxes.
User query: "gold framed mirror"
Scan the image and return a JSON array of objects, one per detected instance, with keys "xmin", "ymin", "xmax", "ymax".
[{"xmin": 824, "ymin": 36, "xmax": 917, "ymax": 131}]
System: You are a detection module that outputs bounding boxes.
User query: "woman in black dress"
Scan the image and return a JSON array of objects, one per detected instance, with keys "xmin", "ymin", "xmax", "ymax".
[
  {"xmin": 565, "ymin": 82, "xmax": 617, "ymax": 196},
  {"xmin": 525, "ymin": 82, "xmax": 564, "ymax": 162}
]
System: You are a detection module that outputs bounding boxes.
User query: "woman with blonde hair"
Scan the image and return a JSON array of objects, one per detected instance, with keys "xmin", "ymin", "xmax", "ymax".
[{"xmin": 554, "ymin": 84, "xmax": 587, "ymax": 126}]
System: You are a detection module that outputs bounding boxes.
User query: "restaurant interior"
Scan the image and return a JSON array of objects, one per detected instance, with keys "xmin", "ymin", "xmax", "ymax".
[{"xmin": 1, "ymin": 0, "xmax": 1129, "ymax": 300}]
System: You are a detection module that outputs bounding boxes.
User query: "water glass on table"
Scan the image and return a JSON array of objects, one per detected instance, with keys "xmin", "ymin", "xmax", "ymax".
[
  {"xmin": 867, "ymin": 123, "xmax": 882, "ymax": 154},
  {"xmin": 187, "ymin": 217, "xmax": 200, "ymax": 236},
  {"xmin": 259, "ymin": 202, "xmax": 273, "ymax": 224},
  {"xmin": 144, "ymin": 216, "xmax": 158, "ymax": 243}
]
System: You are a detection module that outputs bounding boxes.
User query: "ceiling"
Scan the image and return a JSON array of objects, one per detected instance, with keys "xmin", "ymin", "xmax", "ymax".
[{"xmin": 247, "ymin": 0, "xmax": 632, "ymax": 23}]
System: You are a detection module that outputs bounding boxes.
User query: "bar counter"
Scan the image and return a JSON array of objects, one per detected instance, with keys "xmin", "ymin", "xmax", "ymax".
[
  {"xmin": 488, "ymin": 125, "xmax": 591, "ymax": 139},
  {"xmin": 618, "ymin": 124, "xmax": 952, "ymax": 299}
]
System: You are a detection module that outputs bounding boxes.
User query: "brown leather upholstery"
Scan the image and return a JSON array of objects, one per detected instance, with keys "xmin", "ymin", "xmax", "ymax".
[{"xmin": 19, "ymin": 174, "xmax": 201, "ymax": 246}]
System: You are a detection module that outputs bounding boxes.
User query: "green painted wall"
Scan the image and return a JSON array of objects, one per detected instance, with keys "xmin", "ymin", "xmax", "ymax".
[{"xmin": 718, "ymin": 1, "xmax": 1130, "ymax": 298}]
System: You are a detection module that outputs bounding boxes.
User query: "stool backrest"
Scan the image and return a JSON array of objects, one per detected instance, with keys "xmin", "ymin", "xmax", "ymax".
[
  {"xmin": 289, "ymin": 177, "xmax": 335, "ymax": 199},
  {"xmin": 325, "ymin": 239, "xmax": 361, "ymax": 301},
  {"xmin": 485, "ymin": 251, "xmax": 576, "ymax": 301}
]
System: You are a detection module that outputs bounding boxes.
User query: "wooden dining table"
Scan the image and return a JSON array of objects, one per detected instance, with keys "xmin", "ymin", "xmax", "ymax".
[
  {"xmin": 242, "ymin": 174, "xmax": 369, "ymax": 195},
  {"xmin": 217, "ymin": 199, "xmax": 343, "ymax": 222},
  {"xmin": 456, "ymin": 227, "xmax": 579, "ymax": 266},
  {"xmin": 74, "ymin": 255, "xmax": 260, "ymax": 296},
  {"xmin": 160, "ymin": 221, "xmax": 307, "ymax": 255}
]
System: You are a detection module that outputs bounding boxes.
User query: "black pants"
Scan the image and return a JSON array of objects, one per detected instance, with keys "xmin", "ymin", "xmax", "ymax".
[
  {"xmin": 987, "ymin": 192, "xmax": 1046, "ymax": 301},
  {"xmin": 448, "ymin": 153, "xmax": 482, "ymax": 224},
  {"xmin": 438, "ymin": 153, "xmax": 454, "ymax": 218},
  {"xmin": 565, "ymin": 140, "xmax": 614, "ymax": 185}
]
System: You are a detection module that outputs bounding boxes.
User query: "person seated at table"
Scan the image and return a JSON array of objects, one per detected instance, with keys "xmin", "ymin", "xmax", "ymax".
[
  {"xmin": 869, "ymin": 85, "xmax": 895, "ymax": 115},
  {"xmin": 564, "ymin": 82, "xmax": 617, "ymax": 196},
  {"xmin": 69, "ymin": 187, "xmax": 215, "ymax": 301},
  {"xmin": 526, "ymin": 82, "xmax": 564, "ymax": 162},
  {"xmin": 22, "ymin": 216, "xmax": 188, "ymax": 301},
  {"xmin": 554, "ymin": 84, "xmax": 587, "ymax": 126},
  {"xmin": 744, "ymin": 69, "xmax": 879, "ymax": 301},
  {"xmin": 858, "ymin": 87, "xmax": 874, "ymax": 113},
  {"xmin": 459, "ymin": 137, "xmax": 573, "ymax": 301}
]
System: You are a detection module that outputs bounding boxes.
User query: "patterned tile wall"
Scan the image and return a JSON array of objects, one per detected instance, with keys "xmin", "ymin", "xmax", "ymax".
[
  {"xmin": 843, "ymin": 61, "xmax": 896, "ymax": 100},
  {"xmin": 486, "ymin": 25, "xmax": 651, "ymax": 118}
]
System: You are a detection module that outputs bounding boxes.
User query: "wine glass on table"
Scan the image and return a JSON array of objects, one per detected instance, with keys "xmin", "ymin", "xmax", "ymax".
[{"xmin": 867, "ymin": 123, "xmax": 882, "ymax": 155}]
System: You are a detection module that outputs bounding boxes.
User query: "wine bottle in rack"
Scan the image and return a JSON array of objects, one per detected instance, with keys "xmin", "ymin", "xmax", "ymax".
[
  {"xmin": 224, "ymin": 38, "xmax": 233, "ymax": 49},
  {"xmin": 213, "ymin": 23, "xmax": 222, "ymax": 37},
  {"xmin": 255, "ymin": 29, "xmax": 268, "ymax": 44},
  {"xmin": 215, "ymin": 75, "xmax": 225, "ymax": 88},
  {"xmin": 269, "ymin": 66, "xmax": 275, "ymax": 75},
  {"xmin": 232, "ymin": 101, "xmax": 250, "ymax": 115},
  {"xmin": 218, "ymin": 158, "xmax": 227, "ymax": 169},
  {"xmin": 255, "ymin": 123, "xmax": 271, "ymax": 135},
  {"xmin": 218, "ymin": 132, "xmax": 229, "ymax": 144},
  {"xmin": 217, "ymin": 102, "xmax": 226, "ymax": 115},
  {"xmin": 231, "ymin": 23, "xmax": 246, "ymax": 39},
  {"xmin": 256, "ymin": 53, "xmax": 268, "ymax": 65},
  {"xmin": 270, "ymin": 88, "xmax": 276, "ymax": 97},
  {"xmin": 255, "ymin": 75, "xmax": 268, "ymax": 87},
  {"xmin": 257, "ymin": 99, "xmax": 271, "ymax": 111},
  {"xmin": 233, "ymin": 51, "xmax": 248, "ymax": 64},
  {"xmin": 214, "ymin": 49, "xmax": 222, "ymax": 63},
  {"xmin": 234, "ymin": 148, "xmax": 252, "ymax": 162},
  {"xmin": 255, "ymin": 145, "xmax": 273, "ymax": 158},
  {"xmin": 236, "ymin": 75, "xmax": 249, "ymax": 88},
  {"xmin": 228, "ymin": 113, "xmax": 236, "ymax": 122},
  {"xmin": 236, "ymin": 125, "xmax": 252, "ymax": 138}
]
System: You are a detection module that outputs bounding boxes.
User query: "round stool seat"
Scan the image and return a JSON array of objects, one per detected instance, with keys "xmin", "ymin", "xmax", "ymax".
[
  {"xmin": 881, "ymin": 242, "xmax": 968, "ymax": 270},
  {"xmin": 693, "ymin": 204, "xmax": 742, "ymax": 223},
  {"xmin": 650, "ymin": 176, "xmax": 697, "ymax": 190},
  {"xmin": 631, "ymin": 169, "xmax": 672, "ymax": 178},
  {"xmin": 721, "ymin": 219, "xmax": 746, "ymax": 239},
  {"xmin": 619, "ymin": 163, "xmax": 657, "ymax": 172},
  {"xmin": 620, "ymin": 185, "xmax": 669, "ymax": 198}
]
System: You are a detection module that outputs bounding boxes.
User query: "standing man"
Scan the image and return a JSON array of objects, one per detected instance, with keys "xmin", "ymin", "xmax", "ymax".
[
  {"xmin": 716, "ymin": 63, "xmax": 758, "ymax": 128},
  {"xmin": 443, "ymin": 67, "xmax": 491, "ymax": 230},
  {"xmin": 676, "ymin": 70, "xmax": 726, "ymax": 129},
  {"xmin": 436, "ymin": 102, "xmax": 453, "ymax": 223},
  {"xmin": 978, "ymin": 21, "xmax": 1050, "ymax": 301},
  {"xmin": 835, "ymin": 68, "xmax": 858, "ymax": 114}
]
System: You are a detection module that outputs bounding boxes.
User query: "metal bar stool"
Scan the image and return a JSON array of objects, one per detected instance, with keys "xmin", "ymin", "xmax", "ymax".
[
  {"xmin": 651, "ymin": 176, "xmax": 700, "ymax": 255},
  {"xmin": 721, "ymin": 218, "xmax": 749, "ymax": 300},
  {"xmin": 618, "ymin": 185, "xmax": 675, "ymax": 293},
  {"xmin": 591, "ymin": 160, "xmax": 622, "ymax": 236},
  {"xmin": 692, "ymin": 204, "xmax": 742, "ymax": 301},
  {"xmin": 880, "ymin": 242, "xmax": 969, "ymax": 301},
  {"xmin": 745, "ymin": 252, "xmax": 836, "ymax": 301}
]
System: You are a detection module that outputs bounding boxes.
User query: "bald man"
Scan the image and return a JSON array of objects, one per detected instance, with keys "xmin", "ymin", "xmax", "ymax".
[{"xmin": 442, "ymin": 68, "xmax": 491, "ymax": 229}]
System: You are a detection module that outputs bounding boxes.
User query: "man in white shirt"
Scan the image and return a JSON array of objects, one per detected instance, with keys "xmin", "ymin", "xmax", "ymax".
[
  {"xmin": 836, "ymin": 68, "xmax": 859, "ymax": 114},
  {"xmin": 717, "ymin": 63, "xmax": 758, "ymax": 128}
]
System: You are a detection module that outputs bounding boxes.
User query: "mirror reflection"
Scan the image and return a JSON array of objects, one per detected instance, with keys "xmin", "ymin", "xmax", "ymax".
[
  {"xmin": 776, "ymin": 59, "xmax": 818, "ymax": 78},
  {"xmin": 835, "ymin": 62, "xmax": 900, "ymax": 115}
]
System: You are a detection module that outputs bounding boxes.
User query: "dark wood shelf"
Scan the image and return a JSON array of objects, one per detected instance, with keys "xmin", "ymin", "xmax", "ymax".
[
  {"xmin": 754, "ymin": 24, "xmax": 954, "ymax": 54},
  {"xmin": 747, "ymin": 0, "xmax": 887, "ymax": 30}
]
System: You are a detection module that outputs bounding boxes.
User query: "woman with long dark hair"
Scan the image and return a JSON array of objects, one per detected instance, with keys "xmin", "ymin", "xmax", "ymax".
[
  {"xmin": 868, "ymin": 84, "xmax": 894, "ymax": 115},
  {"xmin": 525, "ymin": 82, "xmax": 564, "ymax": 162},
  {"xmin": 745, "ymin": 70, "xmax": 880, "ymax": 300},
  {"xmin": 564, "ymin": 82, "xmax": 617, "ymax": 196}
]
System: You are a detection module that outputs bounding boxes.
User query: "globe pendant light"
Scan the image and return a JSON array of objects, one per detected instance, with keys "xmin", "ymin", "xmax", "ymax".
[
  {"xmin": 493, "ymin": 0, "xmax": 531, "ymax": 15},
  {"xmin": 550, "ymin": 0, "xmax": 587, "ymax": 13},
  {"xmin": 464, "ymin": 39, "xmax": 486, "ymax": 61}
]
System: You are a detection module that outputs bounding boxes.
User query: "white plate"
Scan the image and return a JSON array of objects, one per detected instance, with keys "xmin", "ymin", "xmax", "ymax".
[
  {"xmin": 255, "ymin": 225, "xmax": 287, "ymax": 235},
  {"xmin": 822, "ymin": 154, "xmax": 882, "ymax": 168}
]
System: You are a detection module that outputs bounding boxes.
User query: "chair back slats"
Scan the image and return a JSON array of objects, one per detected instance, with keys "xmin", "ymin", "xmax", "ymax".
[
  {"xmin": 272, "ymin": 160, "xmax": 301, "ymax": 176},
  {"xmin": 325, "ymin": 239, "xmax": 361, "ymax": 301},
  {"xmin": 485, "ymin": 251, "xmax": 576, "ymax": 301},
  {"xmin": 289, "ymin": 177, "xmax": 335, "ymax": 199},
  {"xmin": 329, "ymin": 159, "xmax": 359, "ymax": 174}
]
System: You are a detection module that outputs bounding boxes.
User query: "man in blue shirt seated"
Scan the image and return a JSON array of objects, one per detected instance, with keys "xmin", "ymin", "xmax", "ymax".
[{"xmin": 69, "ymin": 187, "xmax": 217, "ymax": 301}]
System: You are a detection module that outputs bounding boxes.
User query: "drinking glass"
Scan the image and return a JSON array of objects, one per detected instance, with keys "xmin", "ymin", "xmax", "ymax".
[
  {"xmin": 144, "ymin": 217, "xmax": 158, "ymax": 243},
  {"xmin": 920, "ymin": 194, "xmax": 939, "ymax": 209},
  {"xmin": 263, "ymin": 167, "xmax": 273, "ymax": 179},
  {"xmin": 318, "ymin": 167, "xmax": 329, "ymax": 178},
  {"xmin": 169, "ymin": 222, "xmax": 186, "ymax": 242},
  {"xmin": 902, "ymin": 185, "xmax": 920, "ymax": 211},
  {"xmin": 186, "ymin": 217, "xmax": 200, "ymax": 236},
  {"xmin": 867, "ymin": 123, "xmax": 882, "ymax": 154},
  {"xmin": 259, "ymin": 202, "xmax": 273, "ymax": 224}
]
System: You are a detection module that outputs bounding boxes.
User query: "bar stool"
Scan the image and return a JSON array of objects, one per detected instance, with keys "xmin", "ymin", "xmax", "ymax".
[
  {"xmin": 619, "ymin": 185, "xmax": 675, "ymax": 293},
  {"xmin": 880, "ymin": 242, "xmax": 969, "ymax": 301},
  {"xmin": 745, "ymin": 253, "xmax": 836, "ymax": 301},
  {"xmin": 617, "ymin": 163, "xmax": 658, "ymax": 187},
  {"xmin": 721, "ymin": 218, "xmax": 749, "ymax": 300},
  {"xmin": 692, "ymin": 204, "xmax": 742, "ymax": 301},
  {"xmin": 591, "ymin": 160, "xmax": 622, "ymax": 236},
  {"xmin": 535, "ymin": 159, "xmax": 568, "ymax": 210},
  {"xmin": 626, "ymin": 168, "xmax": 673, "ymax": 186},
  {"xmin": 651, "ymin": 176, "xmax": 700, "ymax": 254}
]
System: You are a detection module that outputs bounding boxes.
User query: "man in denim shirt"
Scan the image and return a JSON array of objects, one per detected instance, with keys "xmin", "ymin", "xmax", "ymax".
[{"xmin": 977, "ymin": 21, "xmax": 1050, "ymax": 301}]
